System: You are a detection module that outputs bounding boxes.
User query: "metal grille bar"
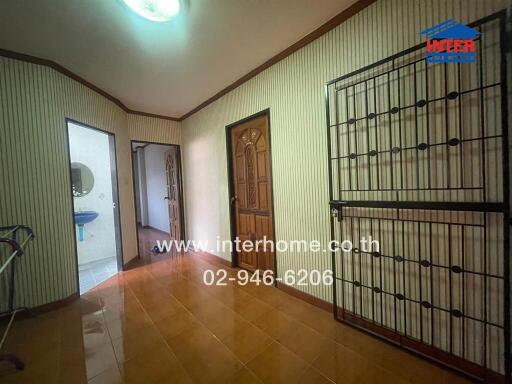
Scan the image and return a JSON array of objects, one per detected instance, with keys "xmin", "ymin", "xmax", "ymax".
[{"xmin": 325, "ymin": 11, "xmax": 509, "ymax": 383}]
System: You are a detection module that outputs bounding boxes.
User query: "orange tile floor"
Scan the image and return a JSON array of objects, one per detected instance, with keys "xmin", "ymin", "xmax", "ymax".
[{"xmin": 0, "ymin": 239, "xmax": 470, "ymax": 383}]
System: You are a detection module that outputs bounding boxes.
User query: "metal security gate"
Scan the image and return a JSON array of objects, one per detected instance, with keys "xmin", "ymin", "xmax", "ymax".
[{"xmin": 325, "ymin": 12, "xmax": 509, "ymax": 383}]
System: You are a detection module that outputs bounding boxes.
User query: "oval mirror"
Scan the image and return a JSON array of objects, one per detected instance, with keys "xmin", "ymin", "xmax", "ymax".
[{"xmin": 71, "ymin": 162, "xmax": 94, "ymax": 197}]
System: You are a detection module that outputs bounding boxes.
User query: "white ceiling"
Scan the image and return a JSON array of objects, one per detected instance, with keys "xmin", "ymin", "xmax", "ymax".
[{"xmin": 0, "ymin": 0, "xmax": 356, "ymax": 117}]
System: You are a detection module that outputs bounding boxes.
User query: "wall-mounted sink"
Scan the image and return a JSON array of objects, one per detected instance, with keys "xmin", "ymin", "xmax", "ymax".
[{"xmin": 74, "ymin": 211, "xmax": 98, "ymax": 241}]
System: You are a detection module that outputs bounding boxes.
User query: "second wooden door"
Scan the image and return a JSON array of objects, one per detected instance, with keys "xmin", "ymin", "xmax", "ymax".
[
  {"xmin": 165, "ymin": 148, "xmax": 181, "ymax": 242},
  {"xmin": 229, "ymin": 113, "xmax": 274, "ymax": 273}
]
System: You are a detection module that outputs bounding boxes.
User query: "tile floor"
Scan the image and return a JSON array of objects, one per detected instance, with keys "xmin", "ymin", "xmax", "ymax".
[
  {"xmin": 0, "ymin": 229, "xmax": 471, "ymax": 384},
  {"xmin": 78, "ymin": 225, "xmax": 168, "ymax": 294},
  {"xmin": 79, "ymin": 257, "xmax": 119, "ymax": 294}
]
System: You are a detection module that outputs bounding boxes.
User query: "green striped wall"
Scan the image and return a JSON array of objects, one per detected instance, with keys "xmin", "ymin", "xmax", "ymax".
[
  {"xmin": 181, "ymin": 0, "xmax": 509, "ymax": 306},
  {"xmin": 128, "ymin": 114, "xmax": 180, "ymax": 144},
  {"xmin": 0, "ymin": 56, "xmax": 181, "ymax": 309}
]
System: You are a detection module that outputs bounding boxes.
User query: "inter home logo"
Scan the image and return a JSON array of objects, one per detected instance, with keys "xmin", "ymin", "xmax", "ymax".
[{"xmin": 420, "ymin": 19, "xmax": 480, "ymax": 63}]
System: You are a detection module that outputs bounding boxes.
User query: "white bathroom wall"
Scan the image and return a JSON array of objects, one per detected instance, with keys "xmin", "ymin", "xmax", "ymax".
[
  {"xmin": 68, "ymin": 122, "xmax": 117, "ymax": 265},
  {"xmin": 144, "ymin": 144, "xmax": 171, "ymax": 233}
]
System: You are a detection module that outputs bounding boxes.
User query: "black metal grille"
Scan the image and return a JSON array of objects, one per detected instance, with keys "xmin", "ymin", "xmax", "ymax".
[{"xmin": 325, "ymin": 12, "xmax": 509, "ymax": 382}]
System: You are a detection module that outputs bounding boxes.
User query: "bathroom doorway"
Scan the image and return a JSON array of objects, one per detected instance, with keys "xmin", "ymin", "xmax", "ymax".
[
  {"xmin": 131, "ymin": 141, "xmax": 184, "ymax": 261},
  {"xmin": 66, "ymin": 119, "xmax": 123, "ymax": 294}
]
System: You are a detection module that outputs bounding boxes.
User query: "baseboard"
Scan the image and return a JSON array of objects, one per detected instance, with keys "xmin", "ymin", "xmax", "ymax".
[
  {"xmin": 190, "ymin": 249, "xmax": 233, "ymax": 268},
  {"xmin": 8, "ymin": 292, "xmax": 81, "ymax": 318},
  {"xmin": 123, "ymin": 256, "xmax": 142, "ymax": 271},
  {"xmin": 277, "ymin": 282, "xmax": 332, "ymax": 313}
]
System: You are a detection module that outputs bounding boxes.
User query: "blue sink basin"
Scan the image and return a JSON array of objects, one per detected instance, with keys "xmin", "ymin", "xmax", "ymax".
[
  {"xmin": 74, "ymin": 211, "xmax": 98, "ymax": 241},
  {"xmin": 74, "ymin": 211, "xmax": 99, "ymax": 225}
]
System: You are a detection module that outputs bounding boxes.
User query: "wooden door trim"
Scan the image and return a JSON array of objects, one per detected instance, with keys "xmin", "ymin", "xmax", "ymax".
[
  {"xmin": 129, "ymin": 140, "xmax": 186, "ymax": 259},
  {"xmin": 225, "ymin": 109, "xmax": 277, "ymax": 279}
]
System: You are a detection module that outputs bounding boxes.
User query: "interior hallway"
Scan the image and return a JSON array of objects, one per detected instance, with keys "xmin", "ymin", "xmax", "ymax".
[{"xmin": 0, "ymin": 251, "xmax": 470, "ymax": 384}]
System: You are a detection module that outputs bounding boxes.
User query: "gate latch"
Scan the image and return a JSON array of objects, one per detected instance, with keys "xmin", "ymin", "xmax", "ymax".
[{"xmin": 329, "ymin": 200, "xmax": 347, "ymax": 222}]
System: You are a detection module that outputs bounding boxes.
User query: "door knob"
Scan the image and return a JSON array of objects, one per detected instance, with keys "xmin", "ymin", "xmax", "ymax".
[
  {"xmin": 164, "ymin": 196, "xmax": 169, "ymax": 200},
  {"xmin": 230, "ymin": 195, "xmax": 238, "ymax": 204}
]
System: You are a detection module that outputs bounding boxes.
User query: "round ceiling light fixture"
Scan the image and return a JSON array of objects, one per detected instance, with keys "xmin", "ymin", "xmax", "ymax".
[{"xmin": 122, "ymin": 0, "xmax": 180, "ymax": 22}]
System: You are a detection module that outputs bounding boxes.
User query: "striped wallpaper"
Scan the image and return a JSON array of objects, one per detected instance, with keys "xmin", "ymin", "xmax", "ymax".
[
  {"xmin": 181, "ymin": 0, "xmax": 510, "ymax": 308},
  {"xmin": 0, "ymin": 0, "xmax": 508, "ymax": 323},
  {"xmin": 0, "ymin": 56, "xmax": 181, "ymax": 309},
  {"xmin": 128, "ymin": 114, "xmax": 180, "ymax": 144}
]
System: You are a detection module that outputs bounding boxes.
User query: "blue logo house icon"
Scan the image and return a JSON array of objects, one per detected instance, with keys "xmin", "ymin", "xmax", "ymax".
[{"xmin": 420, "ymin": 19, "xmax": 480, "ymax": 63}]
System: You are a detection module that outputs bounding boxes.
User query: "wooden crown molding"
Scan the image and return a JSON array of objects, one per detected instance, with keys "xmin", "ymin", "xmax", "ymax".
[
  {"xmin": 0, "ymin": 48, "xmax": 180, "ymax": 122},
  {"xmin": 0, "ymin": 0, "xmax": 375, "ymax": 123},
  {"xmin": 178, "ymin": 0, "xmax": 377, "ymax": 120}
]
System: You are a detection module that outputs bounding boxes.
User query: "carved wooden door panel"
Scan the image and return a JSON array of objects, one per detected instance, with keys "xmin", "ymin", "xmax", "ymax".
[
  {"xmin": 165, "ymin": 149, "xmax": 181, "ymax": 242},
  {"xmin": 230, "ymin": 114, "xmax": 274, "ymax": 272}
]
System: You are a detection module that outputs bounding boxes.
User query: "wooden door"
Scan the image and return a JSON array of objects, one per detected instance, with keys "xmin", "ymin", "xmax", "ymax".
[
  {"xmin": 165, "ymin": 149, "xmax": 181, "ymax": 241},
  {"xmin": 230, "ymin": 114, "xmax": 274, "ymax": 273}
]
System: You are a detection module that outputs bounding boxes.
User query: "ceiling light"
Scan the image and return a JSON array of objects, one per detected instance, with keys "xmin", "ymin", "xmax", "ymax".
[{"xmin": 122, "ymin": 0, "xmax": 180, "ymax": 22}]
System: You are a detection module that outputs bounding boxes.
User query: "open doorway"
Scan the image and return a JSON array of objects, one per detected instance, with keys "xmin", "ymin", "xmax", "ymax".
[
  {"xmin": 66, "ymin": 119, "xmax": 123, "ymax": 294},
  {"xmin": 131, "ymin": 141, "xmax": 184, "ymax": 261}
]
